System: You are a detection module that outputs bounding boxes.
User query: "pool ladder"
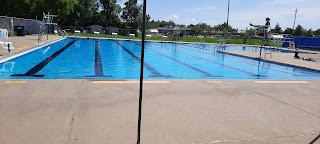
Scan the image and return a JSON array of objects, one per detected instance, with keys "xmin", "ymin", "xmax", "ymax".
[
  {"xmin": 264, "ymin": 48, "xmax": 272, "ymax": 58},
  {"xmin": 258, "ymin": 37, "xmax": 272, "ymax": 58},
  {"xmin": 258, "ymin": 46, "xmax": 272, "ymax": 58}
]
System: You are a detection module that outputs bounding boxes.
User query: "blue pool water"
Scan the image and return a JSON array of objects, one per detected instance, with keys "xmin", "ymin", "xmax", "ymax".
[{"xmin": 1, "ymin": 38, "xmax": 320, "ymax": 79}]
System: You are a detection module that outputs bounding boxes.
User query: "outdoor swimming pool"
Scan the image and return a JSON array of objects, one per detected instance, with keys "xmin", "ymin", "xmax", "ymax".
[{"xmin": 1, "ymin": 38, "xmax": 320, "ymax": 79}]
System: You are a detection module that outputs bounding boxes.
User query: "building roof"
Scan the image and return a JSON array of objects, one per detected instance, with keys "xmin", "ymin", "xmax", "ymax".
[
  {"xmin": 88, "ymin": 25, "xmax": 103, "ymax": 28},
  {"xmin": 157, "ymin": 27, "xmax": 170, "ymax": 31},
  {"xmin": 157, "ymin": 26, "xmax": 190, "ymax": 31},
  {"xmin": 149, "ymin": 29, "xmax": 159, "ymax": 33}
]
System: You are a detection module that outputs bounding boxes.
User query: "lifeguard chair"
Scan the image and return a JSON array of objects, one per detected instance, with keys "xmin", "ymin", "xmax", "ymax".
[
  {"xmin": 251, "ymin": 25, "xmax": 272, "ymax": 58},
  {"xmin": 40, "ymin": 12, "xmax": 57, "ymax": 43}
]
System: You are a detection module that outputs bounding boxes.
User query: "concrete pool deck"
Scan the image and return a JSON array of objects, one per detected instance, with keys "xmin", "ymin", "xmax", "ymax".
[
  {"xmin": 0, "ymin": 80, "xmax": 319, "ymax": 144},
  {"xmin": 0, "ymin": 35, "xmax": 63, "ymax": 58},
  {"xmin": 1, "ymin": 36, "xmax": 320, "ymax": 143}
]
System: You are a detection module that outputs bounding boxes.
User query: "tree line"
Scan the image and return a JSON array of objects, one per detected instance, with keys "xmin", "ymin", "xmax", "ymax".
[
  {"xmin": 1, "ymin": 0, "xmax": 319, "ymax": 37},
  {"xmin": 0, "ymin": 0, "xmax": 143, "ymax": 29},
  {"xmin": 271, "ymin": 23, "xmax": 320, "ymax": 37}
]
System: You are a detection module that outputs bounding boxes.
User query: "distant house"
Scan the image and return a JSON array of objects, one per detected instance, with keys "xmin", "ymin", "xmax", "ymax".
[
  {"xmin": 105, "ymin": 26, "xmax": 120, "ymax": 34},
  {"xmin": 88, "ymin": 25, "xmax": 103, "ymax": 33},
  {"xmin": 181, "ymin": 27, "xmax": 191, "ymax": 36},
  {"xmin": 147, "ymin": 29, "xmax": 159, "ymax": 36},
  {"xmin": 148, "ymin": 29, "xmax": 159, "ymax": 33},
  {"xmin": 230, "ymin": 35, "xmax": 241, "ymax": 38},
  {"xmin": 157, "ymin": 25, "xmax": 191, "ymax": 37},
  {"xmin": 157, "ymin": 27, "xmax": 170, "ymax": 34}
]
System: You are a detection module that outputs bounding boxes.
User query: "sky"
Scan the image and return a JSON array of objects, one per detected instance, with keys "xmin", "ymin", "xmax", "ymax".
[{"xmin": 118, "ymin": 0, "xmax": 320, "ymax": 30}]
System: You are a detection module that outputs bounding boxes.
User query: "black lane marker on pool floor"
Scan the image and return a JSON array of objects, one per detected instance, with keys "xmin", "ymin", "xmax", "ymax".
[
  {"xmin": 134, "ymin": 42, "xmax": 221, "ymax": 77},
  {"xmin": 174, "ymin": 43, "xmax": 306, "ymax": 77},
  {"xmin": 12, "ymin": 40, "xmax": 76, "ymax": 77},
  {"xmin": 86, "ymin": 40, "xmax": 111, "ymax": 78},
  {"xmin": 158, "ymin": 44, "xmax": 258, "ymax": 76},
  {"xmin": 95, "ymin": 40, "xmax": 104, "ymax": 76},
  {"xmin": 115, "ymin": 41, "xmax": 170, "ymax": 78}
]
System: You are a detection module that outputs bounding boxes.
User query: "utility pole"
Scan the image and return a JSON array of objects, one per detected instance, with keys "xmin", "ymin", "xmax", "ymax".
[
  {"xmin": 225, "ymin": 0, "xmax": 230, "ymax": 38},
  {"xmin": 226, "ymin": 0, "xmax": 230, "ymax": 28},
  {"xmin": 292, "ymin": 8, "xmax": 298, "ymax": 35}
]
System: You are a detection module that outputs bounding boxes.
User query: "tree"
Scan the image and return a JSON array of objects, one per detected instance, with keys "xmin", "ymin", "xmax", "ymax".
[
  {"xmin": 99, "ymin": 0, "xmax": 122, "ymax": 26},
  {"xmin": 305, "ymin": 29, "xmax": 314, "ymax": 37},
  {"xmin": 121, "ymin": 0, "xmax": 140, "ymax": 29},
  {"xmin": 283, "ymin": 27, "xmax": 293, "ymax": 34},
  {"xmin": 139, "ymin": 14, "xmax": 151, "ymax": 29},
  {"xmin": 62, "ymin": 0, "xmax": 98, "ymax": 26},
  {"xmin": 274, "ymin": 23, "xmax": 282, "ymax": 34},
  {"xmin": 0, "ymin": 0, "xmax": 78, "ymax": 24},
  {"xmin": 0, "ymin": 0, "xmax": 33, "ymax": 18},
  {"xmin": 246, "ymin": 28, "xmax": 255, "ymax": 37},
  {"xmin": 213, "ymin": 22, "xmax": 236, "ymax": 32},
  {"xmin": 314, "ymin": 29, "xmax": 320, "ymax": 37},
  {"xmin": 293, "ymin": 24, "xmax": 305, "ymax": 36}
]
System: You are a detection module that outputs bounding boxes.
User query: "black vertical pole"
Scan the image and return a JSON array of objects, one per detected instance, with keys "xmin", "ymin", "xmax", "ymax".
[
  {"xmin": 137, "ymin": 0, "xmax": 147, "ymax": 143},
  {"xmin": 47, "ymin": 24, "xmax": 49, "ymax": 41},
  {"xmin": 226, "ymin": 0, "xmax": 230, "ymax": 30},
  {"xmin": 292, "ymin": 8, "xmax": 298, "ymax": 35},
  {"xmin": 224, "ymin": 0, "xmax": 230, "ymax": 39}
]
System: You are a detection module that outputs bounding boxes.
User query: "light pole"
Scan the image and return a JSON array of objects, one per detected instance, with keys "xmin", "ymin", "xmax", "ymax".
[{"xmin": 292, "ymin": 8, "xmax": 298, "ymax": 34}]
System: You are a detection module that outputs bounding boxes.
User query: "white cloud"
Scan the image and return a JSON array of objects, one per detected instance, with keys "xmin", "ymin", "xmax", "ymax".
[
  {"xmin": 228, "ymin": 0, "xmax": 320, "ymax": 30},
  {"xmin": 141, "ymin": 0, "xmax": 320, "ymax": 30},
  {"xmin": 165, "ymin": 14, "xmax": 180, "ymax": 20},
  {"xmin": 172, "ymin": 14, "xmax": 180, "ymax": 19},
  {"xmin": 194, "ymin": 7, "xmax": 216, "ymax": 11},
  {"xmin": 186, "ymin": 18, "xmax": 197, "ymax": 22},
  {"xmin": 264, "ymin": 0, "xmax": 307, "ymax": 5}
]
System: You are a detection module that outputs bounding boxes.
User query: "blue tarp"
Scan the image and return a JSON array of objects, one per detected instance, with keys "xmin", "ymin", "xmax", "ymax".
[{"xmin": 282, "ymin": 36, "xmax": 320, "ymax": 51}]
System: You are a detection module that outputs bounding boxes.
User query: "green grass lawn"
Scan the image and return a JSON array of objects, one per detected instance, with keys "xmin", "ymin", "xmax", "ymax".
[{"xmin": 76, "ymin": 33, "xmax": 271, "ymax": 46}]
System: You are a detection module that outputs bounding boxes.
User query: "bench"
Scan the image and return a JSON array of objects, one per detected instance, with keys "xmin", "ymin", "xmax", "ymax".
[
  {"xmin": 112, "ymin": 33, "xmax": 118, "ymax": 39},
  {"xmin": 129, "ymin": 34, "xmax": 135, "ymax": 40}
]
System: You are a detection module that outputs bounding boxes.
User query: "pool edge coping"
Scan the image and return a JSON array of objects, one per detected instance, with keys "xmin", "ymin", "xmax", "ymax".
[{"xmin": 220, "ymin": 51, "xmax": 320, "ymax": 72}]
